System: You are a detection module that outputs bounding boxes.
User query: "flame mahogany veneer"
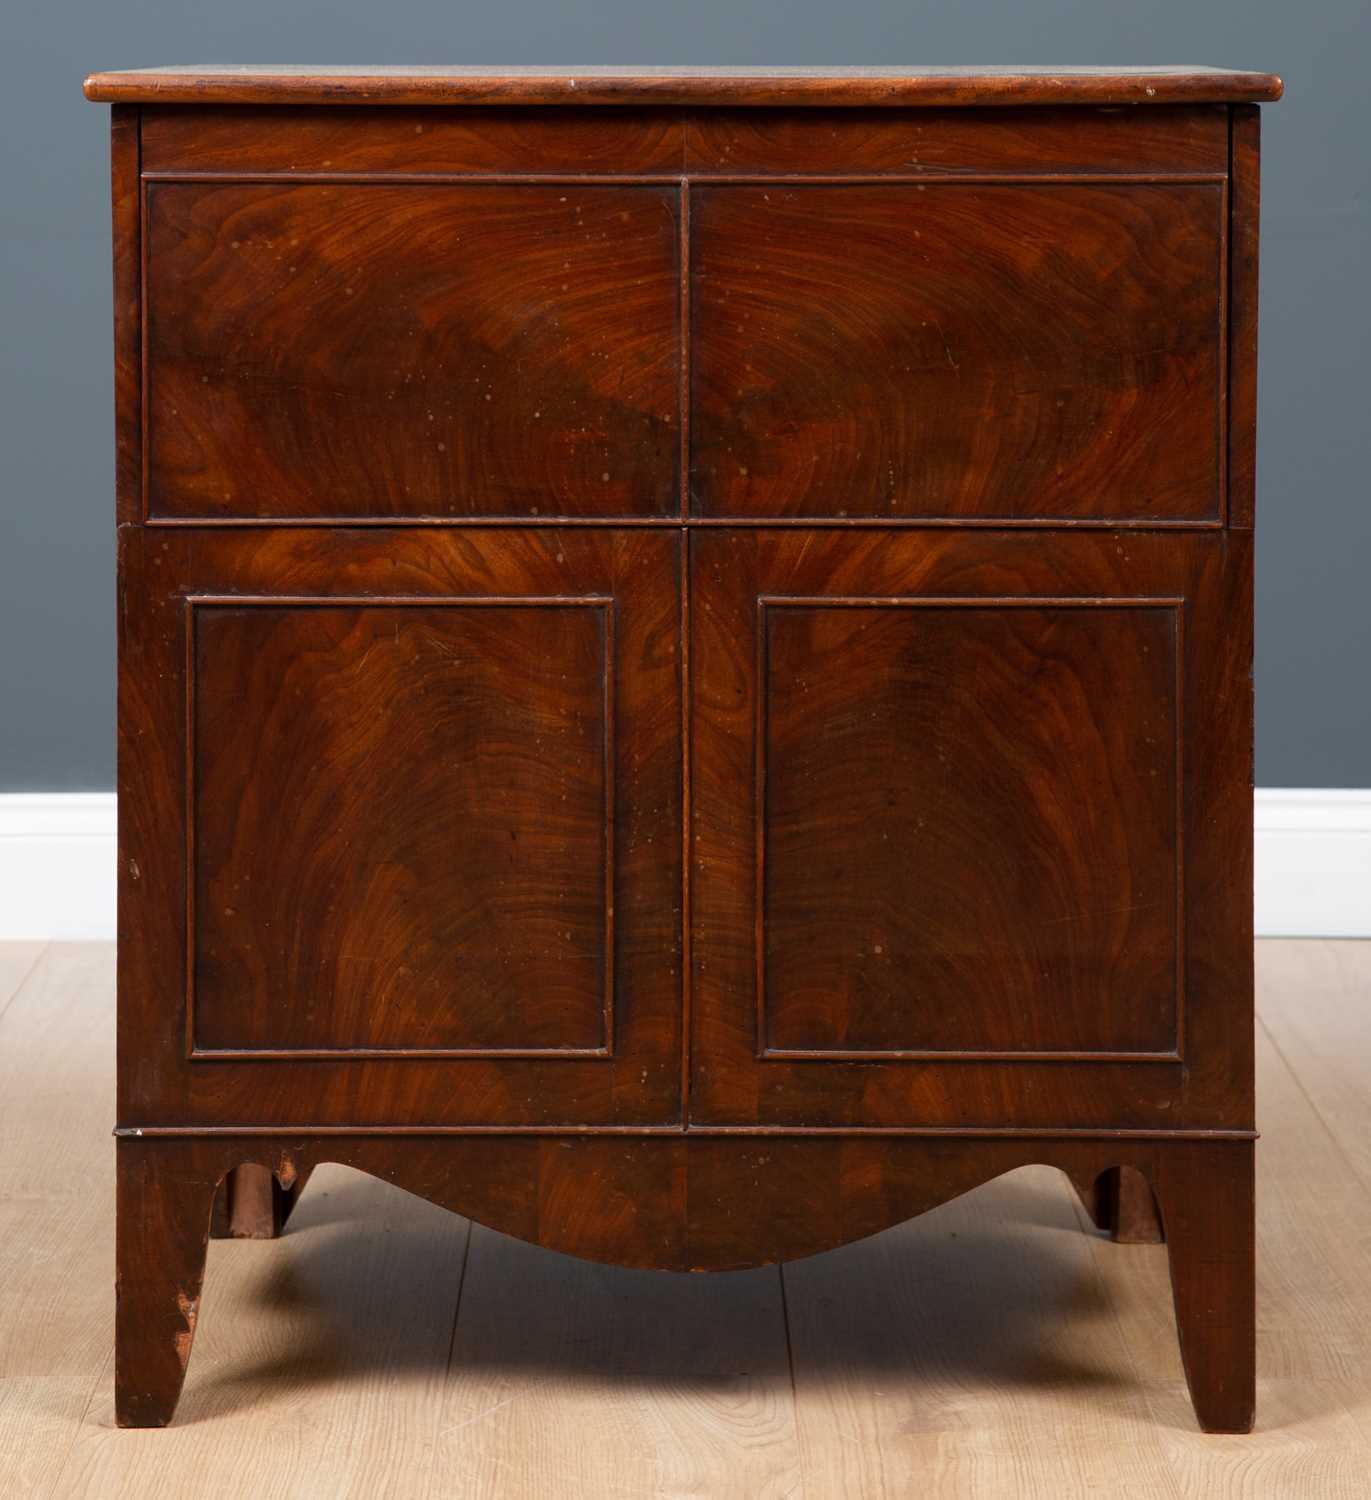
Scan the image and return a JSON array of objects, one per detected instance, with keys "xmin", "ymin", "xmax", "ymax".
[{"xmin": 88, "ymin": 65, "xmax": 1279, "ymax": 1431}]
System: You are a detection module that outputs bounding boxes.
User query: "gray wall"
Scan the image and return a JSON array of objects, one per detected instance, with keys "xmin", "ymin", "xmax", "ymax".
[{"xmin": 1, "ymin": 2, "xmax": 1365, "ymax": 789}]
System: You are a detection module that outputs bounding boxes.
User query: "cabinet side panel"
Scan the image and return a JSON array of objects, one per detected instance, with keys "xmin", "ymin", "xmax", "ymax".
[
  {"xmin": 1228, "ymin": 106, "xmax": 1261, "ymax": 530},
  {"xmin": 111, "ymin": 104, "xmax": 141, "ymax": 525}
]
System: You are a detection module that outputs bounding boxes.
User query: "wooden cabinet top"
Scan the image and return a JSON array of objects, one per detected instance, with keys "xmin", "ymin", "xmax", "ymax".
[{"xmin": 83, "ymin": 64, "xmax": 1282, "ymax": 109}]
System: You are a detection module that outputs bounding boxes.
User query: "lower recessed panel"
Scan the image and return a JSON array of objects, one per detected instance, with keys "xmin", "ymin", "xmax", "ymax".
[
  {"xmin": 759, "ymin": 598, "xmax": 1180, "ymax": 1058},
  {"xmin": 190, "ymin": 598, "xmax": 612, "ymax": 1056}
]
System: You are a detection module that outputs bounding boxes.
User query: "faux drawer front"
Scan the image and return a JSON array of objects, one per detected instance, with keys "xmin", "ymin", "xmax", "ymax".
[
  {"xmin": 143, "ymin": 182, "xmax": 682, "ymax": 520},
  {"xmin": 689, "ymin": 528, "xmax": 1253, "ymax": 1129},
  {"xmin": 118, "ymin": 528, "xmax": 682, "ymax": 1127},
  {"xmin": 690, "ymin": 183, "xmax": 1225, "ymax": 522}
]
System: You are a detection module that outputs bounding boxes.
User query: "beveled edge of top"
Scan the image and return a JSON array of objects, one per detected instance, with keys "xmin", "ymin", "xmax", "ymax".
[{"xmin": 83, "ymin": 64, "xmax": 1284, "ymax": 108}]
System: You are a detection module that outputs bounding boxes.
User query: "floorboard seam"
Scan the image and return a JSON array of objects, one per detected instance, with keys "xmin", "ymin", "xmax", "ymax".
[
  {"xmin": 0, "ymin": 942, "xmax": 49, "ymax": 1028},
  {"xmin": 1256, "ymin": 1009, "xmax": 1371, "ymax": 1204},
  {"xmin": 442, "ymin": 1217, "xmax": 475, "ymax": 1377},
  {"xmin": 1062, "ymin": 1176, "xmax": 1188, "ymax": 1492},
  {"xmin": 776, "ymin": 1262, "xmax": 809, "ymax": 1500}
]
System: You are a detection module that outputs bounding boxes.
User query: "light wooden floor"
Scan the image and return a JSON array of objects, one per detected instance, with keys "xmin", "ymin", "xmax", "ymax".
[{"xmin": 0, "ymin": 943, "xmax": 1368, "ymax": 1498}]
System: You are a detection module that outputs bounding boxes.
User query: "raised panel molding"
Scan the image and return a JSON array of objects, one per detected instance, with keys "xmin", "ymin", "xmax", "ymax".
[
  {"xmin": 755, "ymin": 596, "xmax": 1184, "ymax": 1061},
  {"xmin": 186, "ymin": 595, "xmax": 616, "ymax": 1058}
]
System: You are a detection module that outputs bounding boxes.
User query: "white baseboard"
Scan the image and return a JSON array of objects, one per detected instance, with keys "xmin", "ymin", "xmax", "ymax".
[
  {"xmin": 0, "ymin": 794, "xmax": 117, "ymax": 940},
  {"xmin": 1255, "ymin": 788, "xmax": 1371, "ymax": 938},
  {"xmin": 1, "ymin": 790, "xmax": 1368, "ymax": 942}
]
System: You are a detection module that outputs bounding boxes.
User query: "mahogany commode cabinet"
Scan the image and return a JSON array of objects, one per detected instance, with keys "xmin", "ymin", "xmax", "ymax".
[{"xmin": 84, "ymin": 64, "xmax": 1281, "ymax": 1430}]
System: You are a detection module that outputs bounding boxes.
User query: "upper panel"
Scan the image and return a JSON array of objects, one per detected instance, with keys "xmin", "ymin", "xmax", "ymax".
[
  {"xmin": 125, "ymin": 101, "xmax": 1247, "ymax": 527},
  {"xmin": 690, "ymin": 182, "xmax": 1224, "ymax": 522},
  {"xmin": 144, "ymin": 181, "xmax": 681, "ymax": 520},
  {"xmin": 85, "ymin": 65, "xmax": 1283, "ymax": 108}
]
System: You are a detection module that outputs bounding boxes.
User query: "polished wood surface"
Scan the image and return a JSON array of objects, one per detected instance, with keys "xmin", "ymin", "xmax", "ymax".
[
  {"xmin": 145, "ymin": 181, "xmax": 680, "ymax": 520},
  {"xmin": 210, "ymin": 1161, "xmax": 312, "ymax": 1239},
  {"xmin": 111, "ymin": 1132, "xmax": 1255, "ymax": 1429},
  {"xmin": 138, "ymin": 103, "xmax": 1230, "ymax": 176},
  {"xmin": 84, "ymin": 64, "xmax": 1284, "ymax": 108},
  {"xmin": 119, "ymin": 527, "xmax": 682, "ymax": 1125},
  {"xmin": 757, "ymin": 598, "xmax": 1178, "ymax": 1055},
  {"xmin": 1074, "ymin": 1164, "xmax": 1167, "ymax": 1243},
  {"xmin": 5, "ymin": 942, "xmax": 1368, "ymax": 1494},
  {"xmin": 685, "ymin": 104, "xmax": 1229, "ymax": 174},
  {"xmin": 691, "ymin": 183, "xmax": 1223, "ymax": 521},
  {"xmin": 690, "ymin": 527, "xmax": 1251, "ymax": 1127},
  {"xmin": 1229, "ymin": 106, "xmax": 1262, "ymax": 529},
  {"xmin": 193, "ymin": 599, "xmax": 614, "ymax": 1054},
  {"xmin": 141, "ymin": 104, "xmax": 685, "ymax": 173},
  {"xmin": 93, "ymin": 81, "xmax": 1272, "ymax": 1430},
  {"xmin": 110, "ymin": 106, "xmax": 140, "ymax": 527}
]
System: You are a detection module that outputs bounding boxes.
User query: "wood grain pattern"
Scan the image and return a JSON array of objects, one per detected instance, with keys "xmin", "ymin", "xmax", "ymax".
[
  {"xmin": 691, "ymin": 182, "xmax": 1224, "ymax": 521},
  {"xmin": 1228, "ymin": 106, "xmax": 1261, "ymax": 528},
  {"xmin": 93, "ymin": 87, "xmax": 1273, "ymax": 1434},
  {"xmin": 686, "ymin": 105, "xmax": 1228, "ymax": 176},
  {"xmin": 84, "ymin": 65, "xmax": 1284, "ymax": 108},
  {"xmin": 438, "ymin": 1224, "xmax": 801, "ymax": 1498},
  {"xmin": 10, "ymin": 943, "xmax": 1368, "ymax": 1484},
  {"xmin": 1256, "ymin": 942, "xmax": 1371, "ymax": 1198},
  {"xmin": 191, "ymin": 597, "xmax": 614, "ymax": 1055},
  {"xmin": 784, "ymin": 1165, "xmax": 1187, "ymax": 1495},
  {"xmin": 115, "ymin": 1138, "xmax": 217, "ymax": 1426},
  {"xmin": 118, "ymin": 527, "xmax": 682, "ymax": 1126},
  {"xmin": 141, "ymin": 104, "xmax": 685, "ymax": 174},
  {"xmin": 0, "ymin": 943, "xmax": 44, "ymax": 1023},
  {"xmin": 1250, "ymin": 948, "xmax": 1371, "ymax": 1396},
  {"xmin": 140, "ymin": 104, "xmax": 1228, "ymax": 180},
  {"xmin": 111, "ymin": 1132, "xmax": 1254, "ymax": 1427},
  {"xmin": 1073, "ymin": 1164, "xmax": 1166, "ymax": 1243},
  {"xmin": 757, "ymin": 598, "xmax": 1179, "ymax": 1058},
  {"xmin": 0, "ymin": 960, "xmax": 473, "ymax": 1491},
  {"xmin": 110, "ymin": 105, "xmax": 141, "ymax": 526},
  {"xmin": 1151, "ymin": 1140, "xmax": 1256, "ymax": 1431},
  {"xmin": 209, "ymin": 1161, "xmax": 313, "ymax": 1238},
  {"xmin": 1110, "ymin": 1165, "xmax": 1166, "ymax": 1243},
  {"xmin": 690, "ymin": 528, "xmax": 1252, "ymax": 1128},
  {"xmin": 0, "ymin": 947, "xmax": 121, "ymax": 1494},
  {"xmin": 1074, "ymin": 969, "xmax": 1371, "ymax": 1489},
  {"xmin": 145, "ymin": 181, "xmax": 681, "ymax": 519}
]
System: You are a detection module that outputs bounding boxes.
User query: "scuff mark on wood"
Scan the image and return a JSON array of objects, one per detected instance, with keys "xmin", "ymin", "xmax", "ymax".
[{"xmin": 173, "ymin": 1289, "xmax": 199, "ymax": 1369}]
